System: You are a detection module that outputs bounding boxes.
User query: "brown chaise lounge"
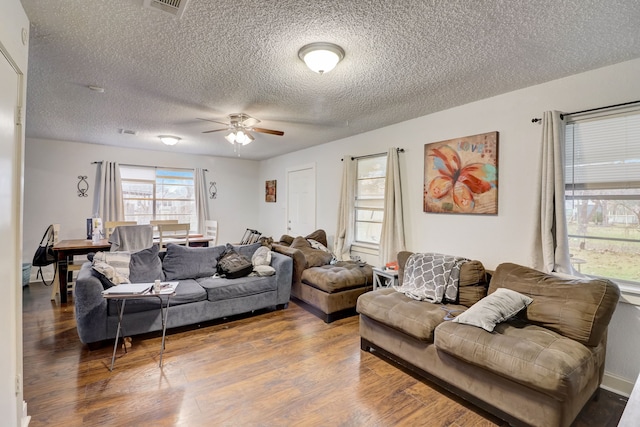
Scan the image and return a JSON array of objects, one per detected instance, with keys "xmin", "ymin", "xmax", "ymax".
[{"xmin": 273, "ymin": 230, "xmax": 373, "ymax": 322}]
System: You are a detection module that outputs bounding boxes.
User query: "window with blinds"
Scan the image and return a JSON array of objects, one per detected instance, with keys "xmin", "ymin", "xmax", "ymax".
[
  {"xmin": 120, "ymin": 166, "xmax": 196, "ymax": 230},
  {"xmin": 564, "ymin": 108, "xmax": 640, "ymax": 284}
]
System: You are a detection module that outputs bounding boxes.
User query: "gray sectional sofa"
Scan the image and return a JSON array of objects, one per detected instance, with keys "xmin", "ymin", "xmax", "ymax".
[
  {"xmin": 357, "ymin": 255, "xmax": 620, "ymax": 427},
  {"xmin": 74, "ymin": 242, "xmax": 293, "ymax": 346}
]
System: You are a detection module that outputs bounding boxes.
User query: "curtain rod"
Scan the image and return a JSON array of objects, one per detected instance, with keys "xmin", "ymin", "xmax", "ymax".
[
  {"xmin": 92, "ymin": 161, "xmax": 208, "ymax": 172},
  {"xmin": 341, "ymin": 148, "xmax": 405, "ymax": 161},
  {"xmin": 531, "ymin": 99, "xmax": 640, "ymax": 123}
]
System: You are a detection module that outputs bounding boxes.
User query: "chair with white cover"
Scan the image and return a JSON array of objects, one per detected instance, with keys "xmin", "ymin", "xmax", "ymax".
[
  {"xmin": 104, "ymin": 221, "xmax": 137, "ymax": 239},
  {"xmin": 205, "ymin": 220, "xmax": 218, "ymax": 246},
  {"xmin": 109, "ymin": 224, "xmax": 153, "ymax": 252},
  {"xmin": 157, "ymin": 223, "xmax": 190, "ymax": 249}
]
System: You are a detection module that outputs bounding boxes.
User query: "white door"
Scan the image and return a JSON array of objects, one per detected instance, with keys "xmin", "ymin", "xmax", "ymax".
[
  {"xmin": 0, "ymin": 49, "xmax": 23, "ymax": 423},
  {"xmin": 286, "ymin": 164, "xmax": 316, "ymax": 236}
]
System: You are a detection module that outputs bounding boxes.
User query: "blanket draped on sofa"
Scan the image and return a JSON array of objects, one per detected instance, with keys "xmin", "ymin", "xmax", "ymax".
[{"xmin": 394, "ymin": 253, "xmax": 468, "ymax": 303}]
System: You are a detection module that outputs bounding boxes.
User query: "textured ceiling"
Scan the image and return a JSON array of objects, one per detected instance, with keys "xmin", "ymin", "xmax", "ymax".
[{"xmin": 20, "ymin": 0, "xmax": 640, "ymax": 160}]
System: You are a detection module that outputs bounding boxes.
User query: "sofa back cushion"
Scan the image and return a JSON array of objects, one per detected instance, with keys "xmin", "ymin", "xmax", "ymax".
[
  {"xmin": 488, "ymin": 263, "xmax": 620, "ymax": 347},
  {"xmin": 129, "ymin": 244, "xmax": 165, "ymax": 283},
  {"xmin": 397, "ymin": 251, "xmax": 488, "ymax": 307},
  {"xmin": 290, "ymin": 236, "xmax": 333, "ymax": 267},
  {"xmin": 162, "ymin": 244, "xmax": 225, "ymax": 280},
  {"xmin": 278, "ymin": 229, "xmax": 328, "ymax": 248}
]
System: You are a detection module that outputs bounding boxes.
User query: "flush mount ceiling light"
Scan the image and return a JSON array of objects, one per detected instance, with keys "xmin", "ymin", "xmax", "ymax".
[
  {"xmin": 159, "ymin": 135, "xmax": 181, "ymax": 146},
  {"xmin": 298, "ymin": 42, "xmax": 345, "ymax": 74}
]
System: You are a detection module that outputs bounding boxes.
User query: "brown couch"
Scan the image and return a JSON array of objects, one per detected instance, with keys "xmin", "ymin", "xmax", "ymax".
[
  {"xmin": 357, "ymin": 254, "xmax": 620, "ymax": 427},
  {"xmin": 273, "ymin": 230, "xmax": 373, "ymax": 322}
]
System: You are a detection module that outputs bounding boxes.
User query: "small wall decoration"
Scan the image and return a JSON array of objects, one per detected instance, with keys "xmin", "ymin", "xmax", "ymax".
[
  {"xmin": 265, "ymin": 180, "xmax": 277, "ymax": 203},
  {"xmin": 424, "ymin": 131, "xmax": 498, "ymax": 214},
  {"xmin": 77, "ymin": 175, "xmax": 89, "ymax": 197},
  {"xmin": 209, "ymin": 181, "xmax": 217, "ymax": 199}
]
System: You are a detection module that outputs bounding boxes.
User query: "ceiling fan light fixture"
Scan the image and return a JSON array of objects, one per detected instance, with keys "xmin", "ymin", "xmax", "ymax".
[
  {"xmin": 225, "ymin": 132, "xmax": 236, "ymax": 144},
  {"xmin": 159, "ymin": 135, "xmax": 181, "ymax": 146},
  {"xmin": 298, "ymin": 42, "xmax": 345, "ymax": 74},
  {"xmin": 225, "ymin": 130, "xmax": 254, "ymax": 145}
]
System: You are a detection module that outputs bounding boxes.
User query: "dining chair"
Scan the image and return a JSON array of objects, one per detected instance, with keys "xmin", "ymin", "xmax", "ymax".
[
  {"xmin": 204, "ymin": 220, "xmax": 218, "ymax": 246},
  {"xmin": 150, "ymin": 219, "xmax": 179, "ymax": 235},
  {"xmin": 104, "ymin": 221, "xmax": 137, "ymax": 239},
  {"xmin": 157, "ymin": 223, "xmax": 190, "ymax": 249}
]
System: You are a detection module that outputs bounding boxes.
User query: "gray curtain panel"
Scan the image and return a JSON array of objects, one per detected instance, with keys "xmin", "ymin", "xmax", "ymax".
[{"xmin": 93, "ymin": 161, "xmax": 124, "ymax": 222}]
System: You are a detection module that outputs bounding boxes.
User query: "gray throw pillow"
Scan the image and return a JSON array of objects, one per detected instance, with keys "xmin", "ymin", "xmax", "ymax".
[
  {"xmin": 452, "ymin": 288, "xmax": 533, "ymax": 332},
  {"xmin": 129, "ymin": 244, "xmax": 164, "ymax": 283},
  {"xmin": 163, "ymin": 243, "xmax": 225, "ymax": 280}
]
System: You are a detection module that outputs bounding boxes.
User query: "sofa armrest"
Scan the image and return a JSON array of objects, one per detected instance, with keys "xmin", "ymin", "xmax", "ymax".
[
  {"xmin": 74, "ymin": 262, "xmax": 109, "ymax": 344},
  {"xmin": 271, "ymin": 251, "xmax": 293, "ymax": 304},
  {"xmin": 272, "ymin": 244, "xmax": 306, "ymax": 287}
]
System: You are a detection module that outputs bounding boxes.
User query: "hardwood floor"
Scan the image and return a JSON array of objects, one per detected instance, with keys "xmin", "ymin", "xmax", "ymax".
[{"xmin": 23, "ymin": 282, "xmax": 627, "ymax": 426}]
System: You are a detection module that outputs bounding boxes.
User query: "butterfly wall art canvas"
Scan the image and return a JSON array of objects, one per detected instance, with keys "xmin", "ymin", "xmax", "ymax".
[{"xmin": 424, "ymin": 131, "xmax": 498, "ymax": 214}]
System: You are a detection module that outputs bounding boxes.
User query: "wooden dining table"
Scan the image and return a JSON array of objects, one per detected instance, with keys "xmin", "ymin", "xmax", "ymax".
[{"xmin": 52, "ymin": 236, "xmax": 212, "ymax": 303}]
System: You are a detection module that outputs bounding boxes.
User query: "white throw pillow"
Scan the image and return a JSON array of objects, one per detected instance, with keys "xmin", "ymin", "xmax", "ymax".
[
  {"xmin": 452, "ymin": 288, "xmax": 533, "ymax": 332},
  {"xmin": 252, "ymin": 265, "xmax": 276, "ymax": 276},
  {"xmin": 251, "ymin": 246, "xmax": 272, "ymax": 266}
]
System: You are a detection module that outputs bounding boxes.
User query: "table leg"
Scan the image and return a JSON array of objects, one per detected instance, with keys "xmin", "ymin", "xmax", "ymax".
[
  {"xmin": 56, "ymin": 251, "xmax": 69, "ymax": 304},
  {"xmin": 159, "ymin": 295, "xmax": 171, "ymax": 367},
  {"xmin": 110, "ymin": 299, "xmax": 127, "ymax": 371}
]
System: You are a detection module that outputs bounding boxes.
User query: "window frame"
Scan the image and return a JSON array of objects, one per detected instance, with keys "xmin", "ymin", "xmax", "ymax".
[
  {"xmin": 353, "ymin": 154, "xmax": 387, "ymax": 248},
  {"xmin": 120, "ymin": 166, "xmax": 197, "ymax": 230},
  {"xmin": 563, "ymin": 106, "xmax": 640, "ymax": 293}
]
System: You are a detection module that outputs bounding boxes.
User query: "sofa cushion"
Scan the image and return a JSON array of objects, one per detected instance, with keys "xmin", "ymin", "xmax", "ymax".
[
  {"xmin": 397, "ymin": 251, "xmax": 487, "ymax": 307},
  {"xmin": 489, "ymin": 263, "xmax": 620, "ymax": 347},
  {"xmin": 452, "ymin": 288, "xmax": 533, "ymax": 332},
  {"xmin": 129, "ymin": 244, "xmax": 164, "ymax": 283},
  {"xmin": 162, "ymin": 244, "xmax": 225, "ymax": 280},
  {"xmin": 107, "ymin": 279, "xmax": 207, "ymax": 315},
  {"xmin": 357, "ymin": 288, "xmax": 467, "ymax": 342},
  {"xmin": 233, "ymin": 242, "xmax": 262, "ymax": 259},
  {"xmin": 302, "ymin": 263, "xmax": 373, "ymax": 293},
  {"xmin": 435, "ymin": 320, "xmax": 602, "ymax": 399},
  {"xmin": 198, "ymin": 275, "xmax": 277, "ymax": 302},
  {"xmin": 290, "ymin": 236, "xmax": 333, "ymax": 267}
]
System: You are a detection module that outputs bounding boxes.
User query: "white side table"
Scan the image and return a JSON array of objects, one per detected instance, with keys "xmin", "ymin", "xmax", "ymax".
[{"xmin": 372, "ymin": 267, "xmax": 399, "ymax": 290}]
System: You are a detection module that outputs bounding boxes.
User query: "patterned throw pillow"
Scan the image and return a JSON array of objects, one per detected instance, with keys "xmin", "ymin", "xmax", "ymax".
[{"xmin": 92, "ymin": 251, "xmax": 131, "ymax": 285}]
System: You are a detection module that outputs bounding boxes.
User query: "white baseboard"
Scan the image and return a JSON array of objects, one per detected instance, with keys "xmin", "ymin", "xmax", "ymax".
[
  {"xmin": 22, "ymin": 400, "xmax": 30, "ymax": 427},
  {"xmin": 602, "ymin": 371, "xmax": 635, "ymax": 397}
]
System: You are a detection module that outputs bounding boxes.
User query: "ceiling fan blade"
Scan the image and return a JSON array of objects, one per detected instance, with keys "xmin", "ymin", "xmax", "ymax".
[
  {"xmin": 241, "ymin": 117, "xmax": 260, "ymax": 127},
  {"xmin": 252, "ymin": 127, "xmax": 284, "ymax": 136},
  {"xmin": 202, "ymin": 128, "xmax": 228, "ymax": 133},
  {"xmin": 197, "ymin": 117, "xmax": 229, "ymax": 126}
]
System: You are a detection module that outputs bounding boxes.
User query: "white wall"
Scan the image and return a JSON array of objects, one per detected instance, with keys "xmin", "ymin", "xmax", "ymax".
[
  {"xmin": 23, "ymin": 138, "xmax": 261, "ymax": 267},
  {"xmin": 1, "ymin": 0, "xmax": 29, "ymax": 425},
  {"xmin": 258, "ymin": 58, "xmax": 640, "ymax": 391}
]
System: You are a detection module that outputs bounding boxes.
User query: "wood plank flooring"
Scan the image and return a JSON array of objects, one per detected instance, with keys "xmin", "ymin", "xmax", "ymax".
[{"xmin": 23, "ymin": 282, "xmax": 627, "ymax": 426}]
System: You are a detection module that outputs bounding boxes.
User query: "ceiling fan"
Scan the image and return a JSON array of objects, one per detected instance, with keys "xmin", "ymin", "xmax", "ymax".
[{"xmin": 198, "ymin": 113, "xmax": 284, "ymax": 146}]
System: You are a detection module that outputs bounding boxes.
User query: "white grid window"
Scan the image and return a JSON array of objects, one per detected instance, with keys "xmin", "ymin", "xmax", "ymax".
[
  {"xmin": 355, "ymin": 155, "xmax": 387, "ymax": 246},
  {"xmin": 120, "ymin": 166, "xmax": 196, "ymax": 230}
]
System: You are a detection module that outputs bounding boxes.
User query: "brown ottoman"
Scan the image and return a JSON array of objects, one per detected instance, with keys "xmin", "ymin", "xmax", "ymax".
[{"xmin": 296, "ymin": 262, "xmax": 373, "ymax": 322}]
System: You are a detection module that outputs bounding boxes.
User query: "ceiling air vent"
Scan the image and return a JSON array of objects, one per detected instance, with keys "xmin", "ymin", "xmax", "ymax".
[{"xmin": 143, "ymin": 0, "xmax": 190, "ymax": 18}]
